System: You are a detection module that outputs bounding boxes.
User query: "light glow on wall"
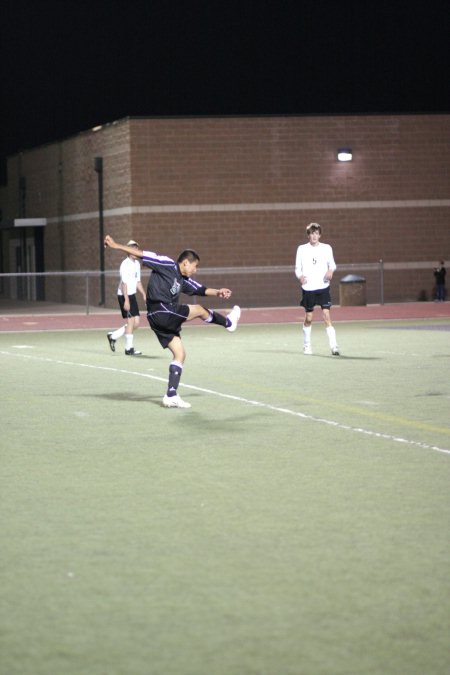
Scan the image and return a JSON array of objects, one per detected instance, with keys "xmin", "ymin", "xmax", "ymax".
[{"xmin": 337, "ymin": 148, "xmax": 353, "ymax": 162}]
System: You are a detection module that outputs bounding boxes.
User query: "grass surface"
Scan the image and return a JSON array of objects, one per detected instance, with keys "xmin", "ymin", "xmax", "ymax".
[{"xmin": 1, "ymin": 319, "xmax": 450, "ymax": 675}]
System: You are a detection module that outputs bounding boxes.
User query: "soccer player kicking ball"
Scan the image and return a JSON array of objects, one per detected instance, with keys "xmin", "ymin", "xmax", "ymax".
[
  {"xmin": 104, "ymin": 235, "xmax": 241, "ymax": 408},
  {"xmin": 295, "ymin": 222, "xmax": 340, "ymax": 356}
]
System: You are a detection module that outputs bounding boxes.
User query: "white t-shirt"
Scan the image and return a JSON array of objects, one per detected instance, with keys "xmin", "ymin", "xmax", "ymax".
[
  {"xmin": 295, "ymin": 242, "xmax": 336, "ymax": 291},
  {"xmin": 117, "ymin": 257, "xmax": 141, "ymax": 296}
]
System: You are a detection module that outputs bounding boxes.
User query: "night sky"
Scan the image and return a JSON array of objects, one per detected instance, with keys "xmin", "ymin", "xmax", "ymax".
[{"xmin": 1, "ymin": 0, "xmax": 449, "ymax": 180}]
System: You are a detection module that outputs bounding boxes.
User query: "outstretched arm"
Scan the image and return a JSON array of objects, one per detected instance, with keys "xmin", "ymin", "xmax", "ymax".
[
  {"xmin": 104, "ymin": 235, "xmax": 144, "ymax": 259},
  {"xmin": 205, "ymin": 287, "xmax": 232, "ymax": 299}
]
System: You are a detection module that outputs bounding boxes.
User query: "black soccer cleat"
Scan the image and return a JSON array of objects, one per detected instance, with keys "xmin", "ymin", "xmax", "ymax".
[
  {"xmin": 107, "ymin": 332, "xmax": 116, "ymax": 352},
  {"xmin": 125, "ymin": 348, "xmax": 142, "ymax": 356}
]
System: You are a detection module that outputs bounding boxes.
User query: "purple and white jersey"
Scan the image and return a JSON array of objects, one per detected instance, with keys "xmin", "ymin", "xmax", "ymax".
[{"xmin": 142, "ymin": 250, "xmax": 206, "ymax": 305}]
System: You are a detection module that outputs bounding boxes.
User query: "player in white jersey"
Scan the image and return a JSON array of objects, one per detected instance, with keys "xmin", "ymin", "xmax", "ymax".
[
  {"xmin": 106, "ymin": 240, "xmax": 147, "ymax": 355},
  {"xmin": 295, "ymin": 223, "xmax": 340, "ymax": 355}
]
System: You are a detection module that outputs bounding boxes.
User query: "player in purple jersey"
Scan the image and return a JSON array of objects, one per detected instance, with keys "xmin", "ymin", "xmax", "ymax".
[{"xmin": 104, "ymin": 235, "xmax": 240, "ymax": 408}]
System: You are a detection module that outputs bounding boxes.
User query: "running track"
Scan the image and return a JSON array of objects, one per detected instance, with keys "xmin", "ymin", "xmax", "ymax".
[{"xmin": 0, "ymin": 302, "xmax": 449, "ymax": 332}]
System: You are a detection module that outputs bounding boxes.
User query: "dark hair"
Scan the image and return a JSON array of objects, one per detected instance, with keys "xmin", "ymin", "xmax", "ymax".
[
  {"xmin": 177, "ymin": 249, "xmax": 200, "ymax": 264},
  {"xmin": 306, "ymin": 222, "xmax": 322, "ymax": 235}
]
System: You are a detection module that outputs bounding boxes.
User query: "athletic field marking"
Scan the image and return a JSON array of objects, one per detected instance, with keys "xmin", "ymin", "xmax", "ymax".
[
  {"xmin": 1, "ymin": 349, "xmax": 450, "ymax": 457},
  {"xmin": 214, "ymin": 374, "xmax": 450, "ymax": 437}
]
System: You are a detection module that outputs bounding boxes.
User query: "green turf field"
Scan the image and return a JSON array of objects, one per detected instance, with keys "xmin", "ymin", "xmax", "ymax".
[{"xmin": 1, "ymin": 319, "xmax": 449, "ymax": 675}]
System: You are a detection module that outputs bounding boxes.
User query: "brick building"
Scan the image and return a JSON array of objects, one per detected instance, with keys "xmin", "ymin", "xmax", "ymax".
[{"xmin": 1, "ymin": 113, "xmax": 449, "ymax": 307}]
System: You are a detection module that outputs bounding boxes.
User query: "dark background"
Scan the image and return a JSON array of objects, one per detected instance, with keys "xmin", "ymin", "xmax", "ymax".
[{"xmin": 1, "ymin": 0, "xmax": 449, "ymax": 181}]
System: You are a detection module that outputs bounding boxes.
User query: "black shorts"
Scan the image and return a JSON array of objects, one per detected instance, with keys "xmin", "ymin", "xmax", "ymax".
[
  {"xmin": 118, "ymin": 294, "xmax": 140, "ymax": 319},
  {"xmin": 300, "ymin": 288, "xmax": 332, "ymax": 312},
  {"xmin": 147, "ymin": 302, "xmax": 190, "ymax": 348}
]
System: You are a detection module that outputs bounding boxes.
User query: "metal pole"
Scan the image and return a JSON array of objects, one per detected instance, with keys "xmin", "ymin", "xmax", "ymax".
[
  {"xmin": 94, "ymin": 157, "xmax": 105, "ymax": 306},
  {"xmin": 19, "ymin": 175, "xmax": 27, "ymax": 300},
  {"xmin": 379, "ymin": 259, "xmax": 384, "ymax": 305},
  {"xmin": 86, "ymin": 273, "xmax": 90, "ymax": 315}
]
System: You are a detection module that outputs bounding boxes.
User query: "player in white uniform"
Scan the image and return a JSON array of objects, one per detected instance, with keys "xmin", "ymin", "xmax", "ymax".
[
  {"xmin": 107, "ymin": 240, "xmax": 147, "ymax": 355},
  {"xmin": 295, "ymin": 223, "xmax": 340, "ymax": 355}
]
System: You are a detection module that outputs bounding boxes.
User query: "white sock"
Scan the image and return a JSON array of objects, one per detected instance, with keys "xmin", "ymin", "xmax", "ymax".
[
  {"xmin": 125, "ymin": 334, "xmax": 134, "ymax": 350},
  {"xmin": 326, "ymin": 325, "xmax": 337, "ymax": 348},
  {"xmin": 203, "ymin": 310, "xmax": 213, "ymax": 323},
  {"xmin": 303, "ymin": 325, "xmax": 312, "ymax": 346},
  {"xmin": 111, "ymin": 325, "xmax": 126, "ymax": 341}
]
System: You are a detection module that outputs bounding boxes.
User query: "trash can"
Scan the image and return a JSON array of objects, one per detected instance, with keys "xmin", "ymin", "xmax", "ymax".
[{"xmin": 339, "ymin": 274, "xmax": 367, "ymax": 306}]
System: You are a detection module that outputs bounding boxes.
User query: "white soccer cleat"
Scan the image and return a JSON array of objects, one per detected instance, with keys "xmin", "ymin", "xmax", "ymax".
[
  {"xmin": 303, "ymin": 345, "xmax": 312, "ymax": 355},
  {"xmin": 331, "ymin": 346, "xmax": 340, "ymax": 356},
  {"xmin": 162, "ymin": 394, "xmax": 191, "ymax": 409},
  {"xmin": 226, "ymin": 305, "xmax": 241, "ymax": 332}
]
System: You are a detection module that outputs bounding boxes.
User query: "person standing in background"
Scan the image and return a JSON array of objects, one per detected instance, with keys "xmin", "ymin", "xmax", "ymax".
[
  {"xmin": 107, "ymin": 240, "xmax": 147, "ymax": 355},
  {"xmin": 433, "ymin": 261, "xmax": 446, "ymax": 302},
  {"xmin": 295, "ymin": 223, "xmax": 340, "ymax": 356}
]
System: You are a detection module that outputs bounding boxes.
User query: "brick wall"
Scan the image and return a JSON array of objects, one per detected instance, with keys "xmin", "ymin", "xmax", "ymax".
[
  {"xmin": 1, "ymin": 114, "xmax": 449, "ymax": 307},
  {"xmin": 129, "ymin": 115, "xmax": 450, "ymax": 204},
  {"xmin": 2, "ymin": 120, "xmax": 132, "ymax": 272},
  {"xmin": 126, "ymin": 114, "xmax": 450, "ymax": 306}
]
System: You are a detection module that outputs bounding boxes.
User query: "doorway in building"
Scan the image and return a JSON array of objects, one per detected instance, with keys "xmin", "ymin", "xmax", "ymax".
[{"xmin": 8, "ymin": 228, "xmax": 45, "ymax": 300}]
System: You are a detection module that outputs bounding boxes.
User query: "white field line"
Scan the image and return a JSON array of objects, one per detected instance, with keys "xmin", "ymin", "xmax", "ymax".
[{"xmin": 2, "ymin": 349, "xmax": 450, "ymax": 457}]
